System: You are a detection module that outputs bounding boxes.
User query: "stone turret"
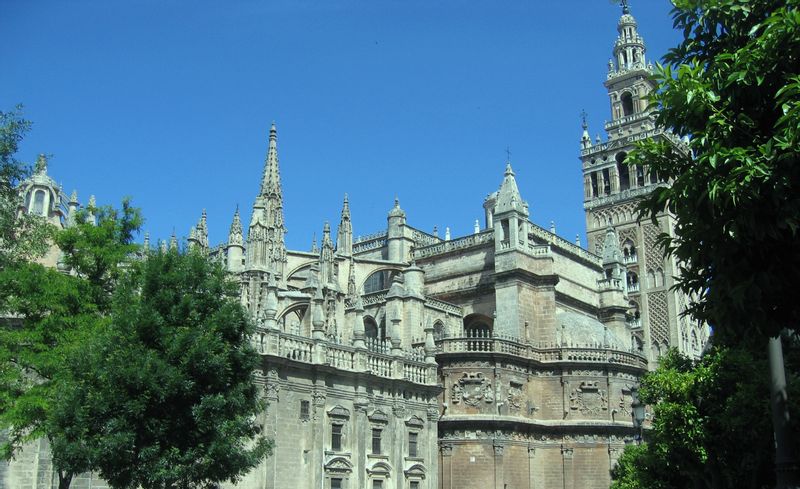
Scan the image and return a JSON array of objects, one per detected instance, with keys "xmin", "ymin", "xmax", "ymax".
[
  {"xmin": 387, "ymin": 197, "xmax": 407, "ymax": 262},
  {"xmin": 493, "ymin": 162, "xmax": 529, "ymax": 252},
  {"xmin": 226, "ymin": 207, "xmax": 244, "ymax": 273}
]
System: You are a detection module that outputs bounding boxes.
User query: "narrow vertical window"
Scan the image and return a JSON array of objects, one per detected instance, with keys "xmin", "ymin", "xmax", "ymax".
[
  {"xmin": 408, "ymin": 432, "xmax": 418, "ymax": 457},
  {"xmin": 373, "ymin": 480, "xmax": 383, "ymax": 489},
  {"xmin": 32, "ymin": 189, "xmax": 46, "ymax": 215},
  {"xmin": 372, "ymin": 428, "xmax": 382, "ymax": 455},
  {"xmin": 331, "ymin": 424, "xmax": 342, "ymax": 451},
  {"xmin": 331, "ymin": 478, "xmax": 342, "ymax": 489},
  {"xmin": 300, "ymin": 400, "xmax": 310, "ymax": 420}
]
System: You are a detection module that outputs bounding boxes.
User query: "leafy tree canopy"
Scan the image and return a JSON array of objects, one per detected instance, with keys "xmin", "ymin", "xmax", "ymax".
[
  {"xmin": 611, "ymin": 346, "xmax": 798, "ymax": 489},
  {"xmin": 0, "ymin": 200, "xmax": 142, "ymax": 489},
  {"xmin": 632, "ymin": 0, "xmax": 800, "ymax": 339},
  {"xmin": 59, "ymin": 249, "xmax": 271, "ymax": 489},
  {"xmin": 0, "ymin": 105, "xmax": 53, "ymax": 267}
]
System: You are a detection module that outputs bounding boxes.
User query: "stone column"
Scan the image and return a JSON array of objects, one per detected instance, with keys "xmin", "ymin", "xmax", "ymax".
[
  {"xmin": 493, "ymin": 442, "xmax": 505, "ymax": 489},
  {"xmin": 561, "ymin": 447, "xmax": 574, "ymax": 489},
  {"xmin": 441, "ymin": 443, "xmax": 453, "ymax": 489},
  {"xmin": 528, "ymin": 445, "xmax": 536, "ymax": 489}
]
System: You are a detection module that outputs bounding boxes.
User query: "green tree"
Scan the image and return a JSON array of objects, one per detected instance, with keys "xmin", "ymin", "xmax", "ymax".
[
  {"xmin": 632, "ymin": 0, "xmax": 800, "ymax": 340},
  {"xmin": 0, "ymin": 201, "xmax": 142, "ymax": 489},
  {"xmin": 628, "ymin": 1, "xmax": 800, "ymax": 485},
  {"xmin": 59, "ymin": 248, "xmax": 271, "ymax": 489},
  {"xmin": 611, "ymin": 346, "xmax": 793, "ymax": 489},
  {"xmin": 0, "ymin": 105, "xmax": 53, "ymax": 267}
]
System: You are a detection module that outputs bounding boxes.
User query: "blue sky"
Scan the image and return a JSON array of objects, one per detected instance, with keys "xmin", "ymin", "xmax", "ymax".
[{"xmin": 2, "ymin": 0, "xmax": 681, "ymax": 251}]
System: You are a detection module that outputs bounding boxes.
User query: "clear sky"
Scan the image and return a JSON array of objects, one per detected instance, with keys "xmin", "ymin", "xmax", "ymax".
[{"xmin": 2, "ymin": 0, "xmax": 681, "ymax": 252}]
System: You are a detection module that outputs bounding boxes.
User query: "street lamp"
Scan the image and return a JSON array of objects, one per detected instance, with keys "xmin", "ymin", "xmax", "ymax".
[{"xmin": 630, "ymin": 385, "xmax": 646, "ymax": 444}]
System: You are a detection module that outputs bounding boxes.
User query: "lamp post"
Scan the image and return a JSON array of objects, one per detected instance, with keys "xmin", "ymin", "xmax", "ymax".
[{"xmin": 630, "ymin": 385, "xmax": 645, "ymax": 444}]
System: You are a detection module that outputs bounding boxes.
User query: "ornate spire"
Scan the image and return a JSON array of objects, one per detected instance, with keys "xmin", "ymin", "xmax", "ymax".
[
  {"xmin": 320, "ymin": 221, "xmax": 335, "ymax": 285},
  {"xmin": 580, "ymin": 109, "xmax": 592, "ymax": 149},
  {"xmin": 247, "ymin": 122, "xmax": 287, "ymax": 275},
  {"xmin": 169, "ymin": 231, "xmax": 178, "ymax": 250},
  {"xmin": 311, "ymin": 233, "xmax": 319, "ymax": 253},
  {"xmin": 228, "ymin": 207, "xmax": 243, "ymax": 246},
  {"xmin": 609, "ymin": 0, "xmax": 647, "ymax": 77},
  {"xmin": 143, "ymin": 232, "xmax": 150, "ymax": 251},
  {"xmin": 347, "ymin": 255, "xmax": 357, "ymax": 298},
  {"xmin": 494, "ymin": 163, "xmax": 527, "ymax": 216},
  {"xmin": 336, "ymin": 193, "xmax": 353, "ymax": 256}
]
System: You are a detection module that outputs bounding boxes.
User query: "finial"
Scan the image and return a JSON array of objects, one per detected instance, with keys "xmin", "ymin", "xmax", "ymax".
[
  {"xmin": 620, "ymin": 0, "xmax": 630, "ymax": 15},
  {"xmin": 575, "ymin": 234, "xmax": 581, "ymax": 247},
  {"xmin": 269, "ymin": 121, "xmax": 277, "ymax": 141},
  {"xmin": 88, "ymin": 195, "xmax": 96, "ymax": 208},
  {"xmin": 394, "ymin": 196, "xmax": 400, "ymax": 208},
  {"xmin": 323, "ymin": 221, "xmax": 331, "ymax": 234},
  {"xmin": 311, "ymin": 232, "xmax": 318, "ymax": 253},
  {"xmin": 504, "ymin": 162, "xmax": 514, "ymax": 176},
  {"xmin": 474, "ymin": 219, "xmax": 480, "ymax": 234},
  {"xmin": 69, "ymin": 190, "xmax": 78, "ymax": 203},
  {"xmin": 580, "ymin": 109, "xmax": 588, "ymax": 130},
  {"xmin": 550, "ymin": 221, "xmax": 556, "ymax": 234},
  {"xmin": 433, "ymin": 225, "xmax": 438, "ymax": 238},
  {"xmin": 34, "ymin": 154, "xmax": 47, "ymax": 174}
]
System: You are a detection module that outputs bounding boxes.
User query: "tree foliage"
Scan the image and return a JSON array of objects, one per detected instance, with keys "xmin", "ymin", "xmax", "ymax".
[
  {"xmin": 58, "ymin": 249, "xmax": 271, "ymax": 489},
  {"xmin": 611, "ymin": 346, "xmax": 799, "ymax": 489},
  {"xmin": 0, "ymin": 105, "xmax": 53, "ymax": 267},
  {"xmin": 632, "ymin": 0, "xmax": 800, "ymax": 339},
  {"xmin": 0, "ymin": 201, "xmax": 141, "ymax": 489}
]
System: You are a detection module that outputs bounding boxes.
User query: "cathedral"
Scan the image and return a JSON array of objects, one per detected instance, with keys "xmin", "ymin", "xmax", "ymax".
[{"xmin": 3, "ymin": 4, "xmax": 708, "ymax": 489}]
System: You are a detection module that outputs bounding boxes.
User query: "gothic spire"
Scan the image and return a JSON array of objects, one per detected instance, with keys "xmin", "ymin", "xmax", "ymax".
[
  {"xmin": 320, "ymin": 221, "xmax": 335, "ymax": 285},
  {"xmin": 259, "ymin": 122, "xmax": 282, "ymax": 199},
  {"xmin": 228, "ymin": 206, "xmax": 243, "ymax": 246},
  {"xmin": 246, "ymin": 122, "xmax": 287, "ymax": 275},
  {"xmin": 336, "ymin": 193, "xmax": 353, "ymax": 256}
]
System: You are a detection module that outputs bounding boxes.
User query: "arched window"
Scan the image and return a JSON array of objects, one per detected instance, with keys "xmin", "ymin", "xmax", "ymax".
[
  {"xmin": 364, "ymin": 317, "xmax": 379, "ymax": 339},
  {"xmin": 622, "ymin": 239, "xmax": 636, "ymax": 263},
  {"xmin": 279, "ymin": 305, "xmax": 308, "ymax": 336},
  {"xmin": 635, "ymin": 165, "xmax": 645, "ymax": 187},
  {"xmin": 32, "ymin": 189, "xmax": 46, "ymax": 215},
  {"xmin": 433, "ymin": 320, "xmax": 445, "ymax": 341},
  {"xmin": 616, "ymin": 152, "xmax": 630, "ymax": 191},
  {"xmin": 363, "ymin": 269, "xmax": 399, "ymax": 294},
  {"xmin": 602, "ymin": 168, "xmax": 611, "ymax": 195},
  {"xmin": 463, "ymin": 314, "xmax": 493, "ymax": 351},
  {"xmin": 627, "ymin": 271, "xmax": 639, "ymax": 292},
  {"xmin": 621, "ymin": 92, "xmax": 634, "ymax": 116},
  {"xmin": 691, "ymin": 330, "xmax": 699, "ymax": 353}
]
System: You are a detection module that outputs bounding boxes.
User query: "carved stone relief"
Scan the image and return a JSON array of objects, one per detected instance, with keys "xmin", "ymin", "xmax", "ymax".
[
  {"xmin": 451, "ymin": 372, "xmax": 494, "ymax": 406},
  {"xmin": 569, "ymin": 381, "xmax": 609, "ymax": 415}
]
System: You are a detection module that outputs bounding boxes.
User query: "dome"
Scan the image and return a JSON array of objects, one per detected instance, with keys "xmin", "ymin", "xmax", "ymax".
[{"xmin": 556, "ymin": 311, "xmax": 624, "ymax": 349}]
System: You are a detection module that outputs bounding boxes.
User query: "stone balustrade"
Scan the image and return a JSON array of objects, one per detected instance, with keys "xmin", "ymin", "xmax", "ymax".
[
  {"xmin": 528, "ymin": 222, "xmax": 601, "ymax": 266},
  {"xmin": 437, "ymin": 336, "xmax": 647, "ymax": 369},
  {"xmin": 412, "ymin": 230, "xmax": 494, "ymax": 259},
  {"xmin": 256, "ymin": 329, "xmax": 439, "ymax": 385}
]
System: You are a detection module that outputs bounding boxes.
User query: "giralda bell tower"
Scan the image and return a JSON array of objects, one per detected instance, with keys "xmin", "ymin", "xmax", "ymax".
[{"xmin": 579, "ymin": 1, "xmax": 707, "ymax": 365}]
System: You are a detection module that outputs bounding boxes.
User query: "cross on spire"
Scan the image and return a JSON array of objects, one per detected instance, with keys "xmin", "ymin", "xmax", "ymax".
[{"xmin": 505, "ymin": 146, "xmax": 512, "ymax": 163}]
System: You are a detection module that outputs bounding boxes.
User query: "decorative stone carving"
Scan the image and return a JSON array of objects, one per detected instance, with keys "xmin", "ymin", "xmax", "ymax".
[
  {"xmin": 569, "ymin": 381, "xmax": 609, "ymax": 415},
  {"xmin": 440, "ymin": 444, "xmax": 453, "ymax": 456},
  {"xmin": 493, "ymin": 444, "xmax": 505, "ymax": 456},
  {"xmin": 452, "ymin": 372, "xmax": 494, "ymax": 406},
  {"xmin": 506, "ymin": 382, "xmax": 523, "ymax": 412},
  {"xmin": 562, "ymin": 447, "xmax": 574, "ymax": 459},
  {"xmin": 427, "ymin": 403, "xmax": 441, "ymax": 421}
]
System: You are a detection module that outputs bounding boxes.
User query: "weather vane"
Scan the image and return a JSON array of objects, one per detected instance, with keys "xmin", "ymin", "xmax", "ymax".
[{"xmin": 617, "ymin": 0, "xmax": 631, "ymax": 14}]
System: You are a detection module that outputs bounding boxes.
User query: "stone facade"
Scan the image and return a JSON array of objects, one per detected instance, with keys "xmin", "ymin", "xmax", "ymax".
[{"xmin": 2, "ymin": 5, "xmax": 709, "ymax": 489}]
